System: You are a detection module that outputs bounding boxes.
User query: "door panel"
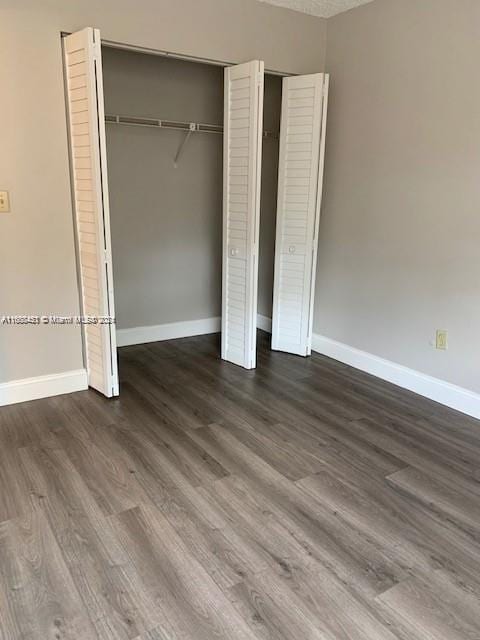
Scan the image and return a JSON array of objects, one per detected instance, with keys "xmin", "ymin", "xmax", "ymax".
[
  {"xmin": 222, "ymin": 61, "xmax": 264, "ymax": 369},
  {"xmin": 64, "ymin": 28, "xmax": 119, "ymax": 396},
  {"xmin": 272, "ymin": 73, "xmax": 329, "ymax": 356}
]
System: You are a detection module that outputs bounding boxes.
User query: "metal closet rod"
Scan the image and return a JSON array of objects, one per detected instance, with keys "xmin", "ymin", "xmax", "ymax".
[{"xmin": 105, "ymin": 114, "xmax": 278, "ymax": 139}]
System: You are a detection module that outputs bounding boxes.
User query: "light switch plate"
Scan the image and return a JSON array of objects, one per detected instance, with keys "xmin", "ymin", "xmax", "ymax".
[{"xmin": 0, "ymin": 191, "xmax": 10, "ymax": 213}]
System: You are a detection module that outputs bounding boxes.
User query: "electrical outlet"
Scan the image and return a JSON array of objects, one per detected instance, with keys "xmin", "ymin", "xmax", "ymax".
[
  {"xmin": 436, "ymin": 330, "xmax": 448, "ymax": 350},
  {"xmin": 0, "ymin": 191, "xmax": 10, "ymax": 213}
]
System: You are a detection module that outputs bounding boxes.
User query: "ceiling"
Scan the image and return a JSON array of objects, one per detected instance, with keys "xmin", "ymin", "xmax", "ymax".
[{"xmin": 257, "ymin": 0, "xmax": 375, "ymax": 18}]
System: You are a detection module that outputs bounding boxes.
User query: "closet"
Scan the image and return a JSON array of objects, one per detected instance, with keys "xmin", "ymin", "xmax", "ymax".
[
  {"xmin": 101, "ymin": 47, "xmax": 281, "ymax": 369},
  {"xmin": 63, "ymin": 27, "xmax": 328, "ymax": 398}
]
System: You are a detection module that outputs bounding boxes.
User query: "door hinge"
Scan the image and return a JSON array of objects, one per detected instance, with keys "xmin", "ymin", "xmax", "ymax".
[{"xmin": 256, "ymin": 72, "xmax": 263, "ymax": 87}]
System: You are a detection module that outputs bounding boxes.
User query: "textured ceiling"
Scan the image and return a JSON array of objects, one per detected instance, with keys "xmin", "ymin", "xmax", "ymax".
[{"xmin": 258, "ymin": 0, "xmax": 375, "ymax": 18}]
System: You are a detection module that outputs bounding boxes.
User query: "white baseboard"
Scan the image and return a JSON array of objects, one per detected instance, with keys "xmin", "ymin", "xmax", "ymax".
[
  {"xmin": 117, "ymin": 314, "xmax": 273, "ymax": 348},
  {"xmin": 117, "ymin": 317, "xmax": 222, "ymax": 347},
  {"xmin": 312, "ymin": 333, "xmax": 480, "ymax": 420},
  {"xmin": 0, "ymin": 369, "xmax": 88, "ymax": 407},
  {"xmin": 257, "ymin": 314, "xmax": 272, "ymax": 333}
]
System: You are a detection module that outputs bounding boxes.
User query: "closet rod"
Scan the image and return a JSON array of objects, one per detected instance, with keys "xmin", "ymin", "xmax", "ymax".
[{"xmin": 105, "ymin": 114, "xmax": 278, "ymax": 139}]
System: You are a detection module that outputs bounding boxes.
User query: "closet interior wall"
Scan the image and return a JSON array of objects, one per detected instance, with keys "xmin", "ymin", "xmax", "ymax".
[
  {"xmin": 259, "ymin": 73, "xmax": 282, "ymax": 322},
  {"xmin": 102, "ymin": 46, "xmax": 281, "ymax": 338}
]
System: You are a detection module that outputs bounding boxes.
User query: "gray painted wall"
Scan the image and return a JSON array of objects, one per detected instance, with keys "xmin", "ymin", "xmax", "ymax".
[
  {"xmin": 316, "ymin": 0, "xmax": 480, "ymax": 393},
  {"xmin": 7, "ymin": 0, "xmax": 477, "ymax": 398},
  {"xmin": 103, "ymin": 50, "xmax": 223, "ymax": 330},
  {"xmin": 0, "ymin": 0, "xmax": 326, "ymax": 383},
  {"xmin": 103, "ymin": 48, "xmax": 281, "ymax": 330}
]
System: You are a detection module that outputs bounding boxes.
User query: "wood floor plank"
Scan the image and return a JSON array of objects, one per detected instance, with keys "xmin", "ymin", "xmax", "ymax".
[
  {"xmin": 19, "ymin": 444, "xmax": 129, "ymax": 567},
  {"xmin": 228, "ymin": 549, "xmax": 402, "ymax": 640},
  {"xmin": 135, "ymin": 627, "xmax": 173, "ymax": 640},
  {"xmin": 297, "ymin": 466, "xmax": 480, "ymax": 594},
  {"xmin": 376, "ymin": 575, "xmax": 480, "ymax": 640},
  {"xmin": 0, "ymin": 445, "xmax": 31, "ymax": 524},
  {"xmin": 228, "ymin": 569, "xmax": 336, "ymax": 640},
  {"xmin": 199, "ymin": 471, "xmax": 406, "ymax": 599},
  {"xmin": 212, "ymin": 420, "xmax": 325, "ymax": 481},
  {"xmin": 105, "ymin": 420, "xmax": 228, "ymax": 530},
  {"xmin": 350, "ymin": 417, "xmax": 480, "ymax": 497},
  {"xmin": 117, "ymin": 381, "xmax": 230, "ymax": 486},
  {"xmin": 1, "ymin": 331, "xmax": 479, "ymax": 639},
  {"xmin": 52, "ymin": 422, "xmax": 151, "ymax": 516},
  {"xmin": 111, "ymin": 504, "xmax": 258, "ymax": 640},
  {"xmin": 268, "ymin": 418, "xmax": 405, "ymax": 484},
  {"xmin": 156, "ymin": 483, "xmax": 252, "ymax": 590},
  {"xmin": 358, "ymin": 413, "xmax": 480, "ymax": 483},
  {"xmin": 0, "ymin": 508, "xmax": 97, "ymax": 640},
  {"xmin": 0, "ymin": 400, "xmax": 63, "ymax": 450},
  {"xmin": 122, "ymin": 361, "xmax": 215, "ymax": 431},
  {"xmin": 18, "ymin": 445, "xmax": 162, "ymax": 639},
  {"xmin": 298, "ymin": 468, "xmax": 441, "ymax": 577},
  {"xmin": 178, "ymin": 361, "xmax": 406, "ymax": 484},
  {"xmin": 386, "ymin": 466, "xmax": 480, "ymax": 540}
]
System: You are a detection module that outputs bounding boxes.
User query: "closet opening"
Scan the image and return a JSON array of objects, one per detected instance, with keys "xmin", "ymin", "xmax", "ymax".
[
  {"xmin": 101, "ymin": 45, "xmax": 282, "ymax": 369},
  {"xmin": 63, "ymin": 27, "xmax": 328, "ymax": 397}
]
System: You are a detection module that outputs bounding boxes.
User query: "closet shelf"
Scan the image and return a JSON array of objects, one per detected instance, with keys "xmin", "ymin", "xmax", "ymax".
[{"xmin": 105, "ymin": 114, "xmax": 278, "ymax": 139}]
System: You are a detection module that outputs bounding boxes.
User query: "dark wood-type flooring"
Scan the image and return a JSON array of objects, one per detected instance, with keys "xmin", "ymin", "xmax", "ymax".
[{"xmin": 1, "ymin": 331, "xmax": 480, "ymax": 639}]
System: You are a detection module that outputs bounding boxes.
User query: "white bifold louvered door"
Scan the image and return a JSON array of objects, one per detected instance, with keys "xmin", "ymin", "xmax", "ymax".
[
  {"xmin": 271, "ymin": 73, "xmax": 329, "ymax": 357},
  {"xmin": 64, "ymin": 28, "xmax": 119, "ymax": 397},
  {"xmin": 222, "ymin": 61, "xmax": 264, "ymax": 369}
]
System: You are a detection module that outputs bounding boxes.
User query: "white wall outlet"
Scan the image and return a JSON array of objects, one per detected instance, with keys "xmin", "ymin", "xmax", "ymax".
[
  {"xmin": 0, "ymin": 191, "xmax": 10, "ymax": 213},
  {"xmin": 436, "ymin": 330, "xmax": 448, "ymax": 350}
]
